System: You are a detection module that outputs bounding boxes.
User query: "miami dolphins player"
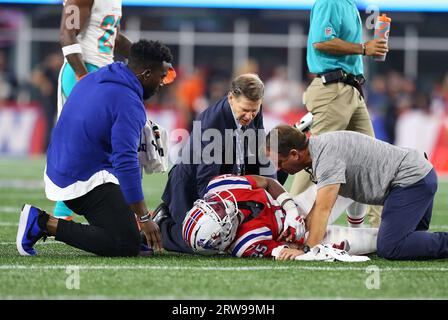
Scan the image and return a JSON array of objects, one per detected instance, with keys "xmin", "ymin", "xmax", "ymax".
[{"xmin": 55, "ymin": 0, "xmax": 132, "ymax": 220}]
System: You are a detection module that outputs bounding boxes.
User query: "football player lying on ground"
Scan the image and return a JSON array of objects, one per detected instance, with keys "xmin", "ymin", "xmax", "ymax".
[{"xmin": 181, "ymin": 174, "xmax": 378, "ymax": 260}]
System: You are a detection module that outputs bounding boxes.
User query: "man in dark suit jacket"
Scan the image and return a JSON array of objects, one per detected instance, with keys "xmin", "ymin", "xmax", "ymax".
[{"xmin": 158, "ymin": 73, "xmax": 287, "ymax": 253}]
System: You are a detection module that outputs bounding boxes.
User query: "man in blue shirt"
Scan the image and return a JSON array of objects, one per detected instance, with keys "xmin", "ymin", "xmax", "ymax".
[
  {"xmin": 290, "ymin": 0, "xmax": 388, "ymax": 228},
  {"xmin": 16, "ymin": 40, "xmax": 174, "ymax": 257}
]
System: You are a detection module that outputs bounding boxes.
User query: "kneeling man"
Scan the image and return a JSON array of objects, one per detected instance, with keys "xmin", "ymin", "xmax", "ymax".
[{"xmin": 264, "ymin": 125, "xmax": 447, "ymax": 260}]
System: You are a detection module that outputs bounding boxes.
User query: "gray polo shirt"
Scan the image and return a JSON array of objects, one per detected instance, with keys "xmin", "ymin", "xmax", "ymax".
[{"xmin": 308, "ymin": 131, "xmax": 433, "ymax": 205}]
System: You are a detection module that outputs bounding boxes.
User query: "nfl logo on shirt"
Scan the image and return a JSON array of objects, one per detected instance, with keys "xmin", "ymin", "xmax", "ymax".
[{"xmin": 325, "ymin": 27, "xmax": 332, "ymax": 36}]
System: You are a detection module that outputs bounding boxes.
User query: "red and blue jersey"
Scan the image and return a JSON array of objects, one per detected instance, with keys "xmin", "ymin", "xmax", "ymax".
[{"xmin": 206, "ymin": 175, "xmax": 286, "ymax": 258}]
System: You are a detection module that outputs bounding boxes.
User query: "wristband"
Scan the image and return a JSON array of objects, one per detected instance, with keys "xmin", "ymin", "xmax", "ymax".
[
  {"xmin": 276, "ymin": 192, "xmax": 297, "ymax": 216},
  {"xmin": 276, "ymin": 192, "xmax": 293, "ymax": 207},
  {"xmin": 62, "ymin": 43, "xmax": 83, "ymax": 57},
  {"xmin": 361, "ymin": 43, "xmax": 366, "ymax": 56}
]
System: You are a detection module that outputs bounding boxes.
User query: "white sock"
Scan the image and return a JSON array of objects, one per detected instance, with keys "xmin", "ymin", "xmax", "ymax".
[{"xmin": 346, "ymin": 202, "xmax": 366, "ymax": 228}]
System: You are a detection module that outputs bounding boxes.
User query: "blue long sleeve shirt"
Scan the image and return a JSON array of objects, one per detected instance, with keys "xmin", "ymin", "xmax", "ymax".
[{"xmin": 46, "ymin": 62, "xmax": 146, "ymax": 204}]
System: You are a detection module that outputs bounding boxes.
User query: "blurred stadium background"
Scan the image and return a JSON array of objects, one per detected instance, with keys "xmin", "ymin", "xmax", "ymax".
[
  {"xmin": 0, "ymin": 0, "xmax": 447, "ymax": 300},
  {"xmin": 0, "ymin": 0, "xmax": 448, "ymax": 171}
]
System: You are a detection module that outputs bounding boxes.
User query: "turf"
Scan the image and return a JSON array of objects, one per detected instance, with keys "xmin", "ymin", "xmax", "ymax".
[{"xmin": 0, "ymin": 157, "xmax": 447, "ymax": 299}]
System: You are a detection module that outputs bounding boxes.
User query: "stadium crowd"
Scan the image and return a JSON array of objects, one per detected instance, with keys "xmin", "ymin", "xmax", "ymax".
[{"xmin": 1, "ymin": 47, "xmax": 447, "ymax": 148}]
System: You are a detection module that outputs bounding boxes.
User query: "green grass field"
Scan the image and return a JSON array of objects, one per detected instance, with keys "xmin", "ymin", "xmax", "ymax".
[{"xmin": 1, "ymin": 157, "xmax": 447, "ymax": 300}]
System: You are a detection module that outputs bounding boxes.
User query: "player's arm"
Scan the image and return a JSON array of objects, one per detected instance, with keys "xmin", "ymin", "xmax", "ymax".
[
  {"xmin": 114, "ymin": 26, "xmax": 133, "ymax": 58},
  {"xmin": 247, "ymin": 175, "xmax": 307, "ymax": 243},
  {"xmin": 59, "ymin": 0, "xmax": 93, "ymax": 79},
  {"xmin": 110, "ymin": 95, "xmax": 162, "ymax": 251},
  {"xmin": 246, "ymin": 175, "xmax": 286, "ymax": 199}
]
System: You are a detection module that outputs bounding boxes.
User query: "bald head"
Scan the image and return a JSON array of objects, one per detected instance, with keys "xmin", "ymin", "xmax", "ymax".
[{"xmin": 230, "ymin": 73, "xmax": 264, "ymax": 102}]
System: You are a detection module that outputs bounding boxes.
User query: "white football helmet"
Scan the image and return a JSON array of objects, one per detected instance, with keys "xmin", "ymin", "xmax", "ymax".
[{"xmin": 182, "ymin": 190, "xmax": 241, "ymax": 255}]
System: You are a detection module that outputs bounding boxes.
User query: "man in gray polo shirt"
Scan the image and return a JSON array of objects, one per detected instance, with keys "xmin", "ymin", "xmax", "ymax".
[{"xmin": 266, "ymin": 125, "xmax": 447, "ymax": 260}]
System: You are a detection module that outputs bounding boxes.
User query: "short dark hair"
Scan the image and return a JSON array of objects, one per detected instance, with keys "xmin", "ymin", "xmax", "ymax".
[
  {"xmin": 230, "ymin": 73, "xmax": 264, "ymax": 102},
  {"xmin": 129, "ymin": 40, "xmax": 173, "ymax": 70},
  {"xmin": 266, "ymin": 125, "xmax": 308, "ymax": 156}
]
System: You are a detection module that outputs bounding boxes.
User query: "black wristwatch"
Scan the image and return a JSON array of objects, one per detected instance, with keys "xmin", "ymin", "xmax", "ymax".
[{"xmin": 302, "ymin": 244, "xmax": 311, "ymax": 253}]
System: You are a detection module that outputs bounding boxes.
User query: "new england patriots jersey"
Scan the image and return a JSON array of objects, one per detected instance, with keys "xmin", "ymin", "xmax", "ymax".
[{"xmin": 205, "ymin": 175, "xmax": 286, "ymax": 258}]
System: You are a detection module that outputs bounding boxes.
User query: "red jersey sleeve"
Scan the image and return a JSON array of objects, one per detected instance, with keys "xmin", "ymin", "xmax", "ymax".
[{"xmin": 244, "ymin": 175, "xmax": 259, "ymax": 189}]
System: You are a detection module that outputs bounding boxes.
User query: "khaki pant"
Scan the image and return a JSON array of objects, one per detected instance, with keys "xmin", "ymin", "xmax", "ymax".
[{"xmin": 290, "ymin": 77, "xmax": 382, "ymax": 227}]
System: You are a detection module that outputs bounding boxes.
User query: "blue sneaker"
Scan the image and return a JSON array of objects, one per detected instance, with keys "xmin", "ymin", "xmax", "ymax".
[{"xmin": 16, "ymin": 204, "xmax": 47, "ymax": 256}]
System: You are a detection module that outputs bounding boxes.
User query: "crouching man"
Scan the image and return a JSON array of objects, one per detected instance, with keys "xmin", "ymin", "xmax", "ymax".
[{"xmin": 264, "ymin": 125, "xmax": 448, "ymax": 260}]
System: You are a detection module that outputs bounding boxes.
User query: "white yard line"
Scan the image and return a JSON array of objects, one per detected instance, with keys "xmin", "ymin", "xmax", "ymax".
[
  {"xmin": 430, "ymin": 225, "xmax": 448, "ymax": 230},
  {"xmin": 0, "ymin": 194, "xmax": 47, "ymax": 200},
  {"xmin": 0, "ymin": 240, "xmax": 60, "ymax": 245},
  {"xmin": 0, "ymin": 222, "xmax": 18, "ymax": 226},
  {"xmin": 0, "ymin": 265, "xmax": 447, "ymax": 272},
  {"xmin": 0, "ymin": 222, "xmax": 89, "ymax": 226},
  {"xmin": 0, "ymin": 206, "xmax": 19, "ymax": 213},
  {"xmin": 1, "ymin": 294, "xmax": 445, "ymax": 300},
  {"xmin": 0, "ymin": 295, "xmax": 210, "ymax": 300},
  {"xmin": 0, "ymin": 180, "xmax": 44, "ymax": 189}
]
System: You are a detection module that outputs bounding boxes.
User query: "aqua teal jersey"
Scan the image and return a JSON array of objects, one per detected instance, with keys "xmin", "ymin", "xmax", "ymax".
[{"xmin": 307, "ymin": 0, "xmax": 364, "ymax": 76}]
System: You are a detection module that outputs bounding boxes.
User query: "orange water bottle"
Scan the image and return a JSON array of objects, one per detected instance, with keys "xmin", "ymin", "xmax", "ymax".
[{"xmin": 373, "ymin": 13, "xmax": 391, "ymax": 62}]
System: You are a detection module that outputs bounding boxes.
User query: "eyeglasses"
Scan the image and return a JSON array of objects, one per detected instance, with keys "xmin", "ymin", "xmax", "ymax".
[
  {"xmin": 162, "ymin": 65, "xmax": 177, "ymax": 85},
  {"xmin": 304, "ymin": 166, "xmax": 317, "ymax": 184}
]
